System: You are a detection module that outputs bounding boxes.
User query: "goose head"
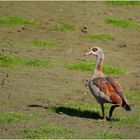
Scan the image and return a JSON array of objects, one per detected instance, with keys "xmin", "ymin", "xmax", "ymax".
[{"xmin": 84, "ymin": 47, "xmax": 104, "ymax": 59}]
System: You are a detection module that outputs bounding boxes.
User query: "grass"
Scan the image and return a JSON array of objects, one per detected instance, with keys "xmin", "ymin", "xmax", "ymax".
[
  {"xmin": 0, "ymin": 16, "xmax": 38, "ymax": 25},
  {"xmin": 85, "ymin": 34, "xmax": 113, "ymax": 41},
  {"xmin": 67, "ymin": 61, "xmax": 126, "ymax": 75},
  {"xmin": 52, "ymin": 23, "xmax": 76, "ymax": 32},
  {"xmin": 48, "ymin": 101, "xmax": 112, "ymax": 120},
  {"xmin": 49, "ymin": 100, "xmax": 139, "ymax": 126},
  {"xmin": 0, "ymin": 112, "xmax": 37, "ymax": 124},
  {"xmin": 49, "ymin": 102, "xmax": 101, "ymax": 114},
  {"xmin": 31, "ymin": 39, "xmax": 59, "ymax": 48},
  {"xmin": 22, "ymin": 123, "xmax": 123, "ymax": 139},
  {"xmin": 125, "ymin": 90, "xmax": 140, "ymax": 100},
  {"xmin": 105, "ymin": 1, "xmax": 140, "ymax": 6},
  {"xmin": 105, "ymin": 17, "xmax": 140, "ymax": 29},
  {"xmin": 94, "ymin": 131, "xmax": 122, "ymax": 139},
  {"xmin": 25, "ymin": 59, "xmax": 51, "ymax": 67},
  {"xmin": 22, "ymin": 124, "xmax": 75, "ymax": 139},
  {"xmin": 109, "ymin": 117, "xmax": 139, "ymax": 126},
  {"xmin": 0, "ymin": 55, "xmax": 52, "ymax": 69}
]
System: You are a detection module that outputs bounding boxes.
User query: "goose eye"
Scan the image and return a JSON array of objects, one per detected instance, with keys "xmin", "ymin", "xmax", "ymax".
[{"xmin": 92, "ymin": 48, "xmax": 98, "ymax": 52}]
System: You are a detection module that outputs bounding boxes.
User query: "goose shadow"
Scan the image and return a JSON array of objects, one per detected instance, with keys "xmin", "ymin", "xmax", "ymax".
[
  {"xmin": 28, "ymin": 104, "xmax": 120, "ymax": 121},
  {"xmin": 54, "ymin": 106, "xmax": 120, "ymax": 121},
  {"xmin": 51, "ymin": 106, "xmax": 101, "ymax": 120},
  {"xmin": 28, "ymin": 104, "xmax": 100, "ymax": 120},
  {"xmin": 28, "ymin": 104, "xmax": 48, "ymax": 108}
]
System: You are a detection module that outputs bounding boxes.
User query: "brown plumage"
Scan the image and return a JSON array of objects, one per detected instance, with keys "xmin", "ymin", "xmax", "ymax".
[{"xmin": 85, "ymin": 47, "xmax": 131, "ymax": 121}]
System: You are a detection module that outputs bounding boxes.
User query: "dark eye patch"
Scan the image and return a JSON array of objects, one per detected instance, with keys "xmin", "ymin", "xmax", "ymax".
[{"xmin": 92, "ymin": 48, "xmax": 98, "ymax": 52}]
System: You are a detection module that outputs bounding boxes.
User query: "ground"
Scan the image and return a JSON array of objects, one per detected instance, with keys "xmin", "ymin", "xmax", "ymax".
[{"xmin": 0, "ymin": 1, "xmax": 140, "ymax": 139}]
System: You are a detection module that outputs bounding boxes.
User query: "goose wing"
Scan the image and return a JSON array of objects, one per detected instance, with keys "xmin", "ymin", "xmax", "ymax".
[
  {"xmin": 106, "ymin": 77, "xmax": 129, "ymax": 105},
  {"xmin": 92, "ymin": 77, "xmax": 124, "ymax": 105}
]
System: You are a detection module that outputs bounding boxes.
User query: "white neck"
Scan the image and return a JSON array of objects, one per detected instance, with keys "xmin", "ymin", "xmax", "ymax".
[
  {"xmin": 91, "ymin": 52, "xmax": 105, "ymax": 80},
  {"xmin": 94, "ymin": 54, "xmax": 104, "ymax": 72}
]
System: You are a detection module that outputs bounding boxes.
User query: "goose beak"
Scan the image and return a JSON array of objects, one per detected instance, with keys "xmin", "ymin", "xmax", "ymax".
[{"xmin": 84, "ymin": 51, "xmax": 92, "ymax": 56}]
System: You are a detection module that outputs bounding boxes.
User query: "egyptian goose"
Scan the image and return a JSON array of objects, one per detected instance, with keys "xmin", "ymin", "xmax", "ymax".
[{"xmin": 84, "ymin": 47, "xmax": 131, "ymax": 121}]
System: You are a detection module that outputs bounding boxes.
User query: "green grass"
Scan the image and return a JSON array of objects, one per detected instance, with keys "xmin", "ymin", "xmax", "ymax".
[
  {"xmin": 49, "ymin": 101, "xmax": 139, "ymax": 126},
  {"xmin": 22, "ymin": 124, "xmax": 75, "ymax": 139},
  {"xmin": 109, "ymin": 117, "xmax": 139, "ymax": 126},
  {"xmin": 49, "ymin": 102, "xmax": 101, "ymax": 114},
  {"xmin": 52, "ymin": 23, "xmax": 76, "ymax": 32},
  {"xmin": 125, "ymin": 90, "xmax": 140, "ymax": 100},
  {"xmin": 48, "ymin": 101, "xmax": 112, "ymax": 120},
  {"xmin": 105, "ymin": 17, "xmax": 140, "ymax": 29},
  {"xmin": 85, "ymin": 34, "xmax": 113, "ymax": 41},
  {"xmin": 0, "ymin": 55, "xmax": 24, "ymax": 68},
  {"xmin": 0, "ymin": 55, "xmax": 52, "ymax": 69},
  {"xmin": 31, "ymin": 39, "xmax": 59, "ymax": 48},
  {"xmin": 94, "ymin": 131, "xmax": 122, "ymax": 139},
  {"xmin": 106, "ymin": 1, "xmax": 140, "ymax": 6},
  {"xmin": 67, "ymin": 61, "xmax": 126, "ymax": 75},
  {"xmin": 22, "ymin": 123, "xmax": 123, "ymax": 139},
  {"xmin": 25, "ymin": 59, "xmax": 51, "ymax": 67},
  {"xmin": 0, "ymin": 112, "xmax": 37, "ymax": 124},
  {"xmin": 0, "ymin": 16, "xmax": 38, "ymax": 25}
]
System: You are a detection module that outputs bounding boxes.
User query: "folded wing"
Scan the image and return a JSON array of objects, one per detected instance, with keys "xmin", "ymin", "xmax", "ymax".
[{"xmin": 93, "ymin": 77, "xmax": 126, "ymax": 105}]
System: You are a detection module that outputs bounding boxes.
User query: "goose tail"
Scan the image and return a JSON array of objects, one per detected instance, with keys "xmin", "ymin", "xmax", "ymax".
[{"xmin": 122, "ymin": 102, "xmax": 131, "ymax": 111}]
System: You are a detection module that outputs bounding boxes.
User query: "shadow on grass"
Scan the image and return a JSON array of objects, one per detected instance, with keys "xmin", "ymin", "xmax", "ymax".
[
  {"xmin": 28, "ymin": 104, "xmax": 47, "ymax": 108},
  {"xmin": 28, "ymin": 104, "xmax": 100, "ymax": 120},
  {"xmin": 28, "ymin": 104, "xmax": 120, "ymax": 121},
  {"xmin": 53, "ymin": 106, "xmax": 120, "ymax": 122},
  {"xmin": 52, "ymin": 106, "xmax": 101, "ymax": 120}
]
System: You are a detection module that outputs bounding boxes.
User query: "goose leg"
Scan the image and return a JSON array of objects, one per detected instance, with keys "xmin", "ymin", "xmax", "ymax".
[
  {"xmin": 109, "ymin": 105, "xmax": 119, "ymax": 119},
  {"xmin": 99, "ymin": 104, "xmax": 106, "ymax": 121}
]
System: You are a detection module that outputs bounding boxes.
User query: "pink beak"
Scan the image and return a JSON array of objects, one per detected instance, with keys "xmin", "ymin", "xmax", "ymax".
[{"xmin": 84, "ymin": 51, "xmax": 92, "ymax": 56}]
